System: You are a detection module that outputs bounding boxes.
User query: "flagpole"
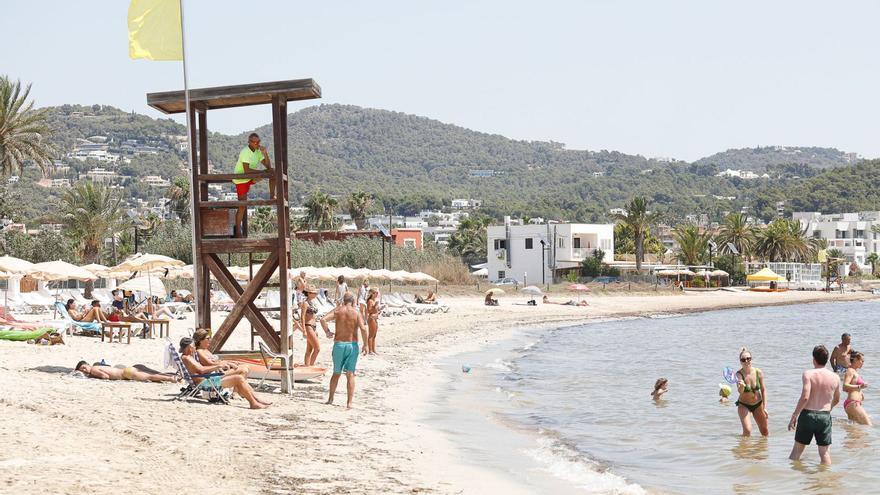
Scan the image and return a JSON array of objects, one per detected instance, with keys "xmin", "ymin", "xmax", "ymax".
[{"xmin": 178, "ymin": 0, "xmax": 201, "ymax": 328}]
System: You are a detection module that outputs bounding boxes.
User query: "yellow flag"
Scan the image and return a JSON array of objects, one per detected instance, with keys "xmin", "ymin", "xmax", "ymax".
[{"xmin": 128, "ymin": 0, "xmax": 183, "ymax": 61}]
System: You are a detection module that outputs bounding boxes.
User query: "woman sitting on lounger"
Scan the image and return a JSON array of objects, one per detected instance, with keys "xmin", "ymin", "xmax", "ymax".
[
  {"xmin": 75, "ymin": 361, "xmax": 179, "ymax": 382},
  {"xmin": 192, "ymin": 329, "xmax": 249, "ymax": 377},
  {"xmin": 67, "ymin": 299, "xmax": 109, "ymax": 322},
  {"xmin": 179, "ymin": 337, "xmax": 270, "ymax": 409}
]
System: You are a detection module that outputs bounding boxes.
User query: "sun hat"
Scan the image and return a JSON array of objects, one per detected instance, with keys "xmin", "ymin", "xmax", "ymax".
[{"xmin": 303, "ymin": 285, "xmax": 319, "ymax": 294}]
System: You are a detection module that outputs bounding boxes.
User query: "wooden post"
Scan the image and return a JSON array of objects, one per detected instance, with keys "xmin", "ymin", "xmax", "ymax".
[
  {"xmin": 273, "ymin": 95, "xmax": 292, "ymax": 392},
  {"xmin": 190, "ymin": 104, "xmax": 210, "ymax": 330}
]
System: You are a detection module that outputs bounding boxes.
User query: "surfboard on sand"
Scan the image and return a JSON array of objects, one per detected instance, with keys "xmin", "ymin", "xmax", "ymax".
[{"xmin": 225, "ymin": 356, "xmax": 326, "ymax": 382}]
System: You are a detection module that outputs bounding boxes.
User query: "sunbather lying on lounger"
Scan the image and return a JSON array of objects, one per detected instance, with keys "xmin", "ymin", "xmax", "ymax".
[
  {"xmin": 67, "ymin": 299, "xmax": 109, "ymax": 322},
  {"xmin": 168, "ymin": 290, "xmax": 194, "ymax": 303},
  {"xmin": 75, "ymin": 361, "xmax": 179, "ymax": 382},
  {"xmin": 542, "ymin": 295, "xmax": 588, "ymax": 306},
  {"xmin": 192, "ymin": 329, "xmax": 249, "ymax": 377},
  {"xmin": 415, "ymin": 290, "xmax": 438, "ymax": 304},
  {"xmin": 179, "ymin": 337, "xmax": 270, "ymax": 409}
]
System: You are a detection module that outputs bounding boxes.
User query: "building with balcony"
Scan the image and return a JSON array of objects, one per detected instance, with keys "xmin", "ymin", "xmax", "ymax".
[
  {"xmin": 794, "ymin": 211, "xmax": 880, "ymax": 271},
  {"xmin": 486, "ymin": 219, "xmax": 614, "ymax": 283}
]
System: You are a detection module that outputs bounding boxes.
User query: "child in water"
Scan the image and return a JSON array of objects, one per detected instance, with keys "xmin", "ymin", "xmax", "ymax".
[
  {"xmin": 719, "ymin": 384, "xmax": 732, "ymax": 403},
  {"xmin": 651, "ymin": 378, "xmax": 668, "ymax": 400}
]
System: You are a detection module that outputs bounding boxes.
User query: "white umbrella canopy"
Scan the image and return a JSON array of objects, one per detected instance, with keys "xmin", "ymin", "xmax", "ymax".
[
  {"xmin": 678, "ymin": 269, "xmax": 696, "ymax": 277},
  {"xmin": 711, "ymin": 269, "xmax": 730, "ymax": 277},
  {"xmin": 368, "ymin": 269, "xmax": 394, "ymax": 281},
  {"xmin": 694, "ymin": 270, "xmax": 712, "ymax": 277},
  {"xmin": 80, "ymin": 263, "xmax": 111, "ymax": 277},
  {"xmin": 391, "ymin": 270, "xmax": 414, "ymax": 283},
  {"xmin": 0, "ymin": 255, "xmax": 35, "ymax": 274},
  {"xmin": 30, "ymin": 260, "xmax": 98, "ymax": 281},
  {"xmin": 163, "ymin": 264, "xmax": 194, "ymax": 279},
  {"xmin": 656, "ymin": 269, "xmax": 678, "ymax": 276},
  {"xmin": 118, "ymin": 276, "xmax": 168, "ymax": 298},
  {"xmin": 112, "ymin": 253, "xmax": 185, "ymax": 273},
  {"xmin": 520, "ymin": 285, "xmax": 544, "ymax": 296},
  {"xmin": 411, "ymin": 271, "xmax": 439, "ymax": 283}
]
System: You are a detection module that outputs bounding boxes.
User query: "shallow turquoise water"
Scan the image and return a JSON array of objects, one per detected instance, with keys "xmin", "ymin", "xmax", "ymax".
[{"xmin": 429, "ymin": 300, "xmax": 880, "ymax": 494}]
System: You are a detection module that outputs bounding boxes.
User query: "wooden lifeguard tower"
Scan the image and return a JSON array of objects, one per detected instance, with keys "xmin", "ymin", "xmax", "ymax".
[{"xmin": 146, "ymin": 79, "xmax": 321, "ymax": 381}]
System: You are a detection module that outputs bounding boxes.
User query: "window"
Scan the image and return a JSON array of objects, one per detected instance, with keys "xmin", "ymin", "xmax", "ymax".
[
  {"xmin": 573, "ymin": 237, "xmax": 581, "ymax": 249},
  {"xmin": 498, "ymin": 271, "xmax": 506, "ymax": 279},
  {"xmin": 525, "ymin": 238, "xmax": 533, "ymax": 249},
  {"xmin": 557, "ymin": 238, "xmax": 564, "ymax": 248},
  {"xmin": 493, "ymin": 239, "xmax": 507, "ymax": 250},
  {"xmin": 403, "ymin": 239, "xmax": 416, "ymax": 249},
  {"xmin": 813, "ymin": 230, "xmax": 822, "ymax": 239}
]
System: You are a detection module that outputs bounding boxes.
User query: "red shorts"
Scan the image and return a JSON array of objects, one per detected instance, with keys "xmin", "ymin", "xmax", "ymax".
[{"xmin": 235, "ymin": 180, "xmax": 255, "ymax": 196}]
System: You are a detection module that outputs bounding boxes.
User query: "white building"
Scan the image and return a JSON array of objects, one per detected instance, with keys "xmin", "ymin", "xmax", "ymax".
[
  {"xmin": 141, "ymin": 175, "xmax": 171, "ymax": 187},
  {"xmin": 486, "ymin": 219, "xmax": 614, "ymax": 283},
  {"xmin": 794, "ymin": 211, "xmax": 880, "ymax": 270},
  {"xmin": 716, "ymin": 169, "xmax": 763, "ymax": 180},
  {"xmin": 451, "ymin": 198, "xmax": 482, "ymax": 210},
  {"xmin": 81, "ymin": 167, "xmax": 120, "ymax": 183}
]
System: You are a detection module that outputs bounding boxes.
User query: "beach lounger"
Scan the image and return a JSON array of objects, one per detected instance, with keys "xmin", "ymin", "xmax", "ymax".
[
  {"xmin": 53, "ymin": 301, "xmax": 102, "ymax": 336},
  {"xmin": 166, "ymin": 340, "xmax": 228, "ymax": 404},
  {"xmin": 22, "ymin": 292, "xmax": 54, "ymax": 313},
  {"xmin": 256, "ymin": 341, "xmax": 294, "ymax": 393}
]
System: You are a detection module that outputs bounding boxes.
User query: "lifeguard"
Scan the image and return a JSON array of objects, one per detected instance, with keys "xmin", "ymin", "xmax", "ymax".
[{"xmin": 232, "ymin": 132, "xmax": 275, "ymax": 237}]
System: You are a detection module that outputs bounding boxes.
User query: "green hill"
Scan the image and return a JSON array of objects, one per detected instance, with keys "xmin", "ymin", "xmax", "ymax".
[{"xmin": 20, "ymin": 103, "xmax": 879, "ymax": 227}]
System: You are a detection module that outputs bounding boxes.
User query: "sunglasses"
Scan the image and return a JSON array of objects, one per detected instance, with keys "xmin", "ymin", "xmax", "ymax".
[{"xmin": 740, "ymin": 357, "xmax": 752, "ymax": 362}]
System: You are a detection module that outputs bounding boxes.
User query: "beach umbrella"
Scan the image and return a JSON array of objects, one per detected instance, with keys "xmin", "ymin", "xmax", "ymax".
[
  {"xmin": 656, "ymin": 269, "xmax": 677, "ymax": 276},
  {"xmin": 485, "ymin": 288, "xmax": 504, "ymax": 295},
  {"xmin": 30, "ymin": 260, "xmax": 98, "ymax": 281},
  {"xmin": 111, "ymin": 253, "xmax": 184, "ymax": 302},
  {"xmin": 369, "ymin": 269, "xmax": 395, "ymax": 282},
  {"xmin": 80, "ymin": 263, "xmax": 111, "ymax": 277},
  {"xmin": 411, "ymin": 271, "xmax": 439, "ymax": 283},
  {"xmin": 520, "ymin": 285, "xmax": 543, "ymax": 297},
  {"xmin": 678, "ymin": 269, "xmax": 696, "ymax": 277},
  {"xmin": 0, "ymin": 255, "xmax": 34, "ymax": 274},
  {"xmin": 391, "ymin": 270, "xmax": 414, "ymax": 283},
  {"xmin": 118, "ymin": 276, "xmax": 168, "ymax": 299},
  {"xmin": 694, "ymin": 270, "xmax": 711, "ymax": 277},
  {"xmin": 710, "ymin": 269, "xmax": 729, "ymax": 277},
  {"xmin": 568, "ymin": 283, "xmax": 590, "ymax": 292}
]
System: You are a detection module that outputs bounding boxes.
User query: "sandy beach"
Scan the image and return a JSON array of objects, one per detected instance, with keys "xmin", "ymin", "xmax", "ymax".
[{"xmin": 0, "ymin": 289, "xmax": 875, "ymax": 495}]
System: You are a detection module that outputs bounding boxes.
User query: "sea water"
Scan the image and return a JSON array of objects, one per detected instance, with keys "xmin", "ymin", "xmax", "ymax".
[{"xmin": 425, "ymin": 300, "xmax": 880, "ymax": 494}]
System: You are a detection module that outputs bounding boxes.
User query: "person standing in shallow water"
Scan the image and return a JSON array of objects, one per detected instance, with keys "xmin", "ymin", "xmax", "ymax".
[
  {"xmin": 789, "ymin": 345, "xmax": 840, "ymax": 465},
  {"xmin": 830, "ymin": 332, "xmax": 852, "ymax": 374},
  {"xmin": 843, "ymin": 350, "xmax": 871, "ymax": 426},
  {"xmin": 735, "ymin": 347, "xmax": 769, "ymax": 437}
]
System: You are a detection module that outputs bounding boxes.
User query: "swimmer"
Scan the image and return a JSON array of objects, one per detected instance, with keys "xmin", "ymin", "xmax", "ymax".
[
  {"xmin": 719, "ymin": 384, "xmax": 732, "ymax": 403},
  {"xmin": 651, "ymin": 378, "xmax": 668, "ymax": 400},
  {"xmin": 843, "ymin": 350, "xmax": 872, "ymax": 426},
  {"xmin": 830, "ymin": 333, "xmax": 852, "ymax": 374},
  {"xmin": 735, "ymin": 347, "xmax": 769, "ymax": 437}
]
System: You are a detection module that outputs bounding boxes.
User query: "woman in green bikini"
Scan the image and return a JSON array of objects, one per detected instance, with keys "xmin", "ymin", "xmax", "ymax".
[{"xmin": 735, "ymin": 347, "xmax": 769, "ymax": 436}]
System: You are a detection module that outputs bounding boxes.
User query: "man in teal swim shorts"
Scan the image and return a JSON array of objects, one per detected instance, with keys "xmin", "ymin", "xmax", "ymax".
[{"xmin": 319, "ymin": 293, "xmax": 368, "ymax": 408}]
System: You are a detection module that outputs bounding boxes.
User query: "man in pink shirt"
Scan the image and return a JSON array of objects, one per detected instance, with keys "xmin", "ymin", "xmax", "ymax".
[{"xmin": 788, "ymin": 345, "xmax": 841, "ymax": 465}]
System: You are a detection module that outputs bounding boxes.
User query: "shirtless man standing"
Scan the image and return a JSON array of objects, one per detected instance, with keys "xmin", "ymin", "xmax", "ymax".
[
  {"xmin": 788, "ymin": 345, "xmax": 841, "ymax": 465},
  {"xmin": 829, "ymin": 333, "xmax": 852, "ymax": 373},
  {"xmin": 319, "ymin": 293, "xmax": 368, "ymax": 409},
  {"xmin": 75, "ymin": 361, "xmax": 179, "ymax": 383}
]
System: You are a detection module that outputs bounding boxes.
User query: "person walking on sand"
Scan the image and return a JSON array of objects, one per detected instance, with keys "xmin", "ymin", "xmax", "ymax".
[
  {"xmin": 789, "ymin": 345, "xmax": 840, "ymax": 465},
  {"xmin": 735, "ymin": 347, "xmax": 769, "ymax": 437},
  {"xmin": 231, "ymin": 132, "xmax": 274, "ymax": 237},
  {"xmin": 335, "ymin": 275, "xmax": 348, "ymax": 306},
  {"xmin": 365, "ymin": 288, "xmax": 380, "ymax": 355},
  {"xmin": 830, "ymin": 333, "xmax": 852, "ymax": 374},
  {"xmin": 843, "ymin": 350, "xmax": 872, "ymax": 426},
  {"xmin": 320, "ymin": 293, "xmax": 368, "ymax": 409},
  {"xmin": 300, "ymin": 285, "xmax": 321, "ymax": 366}
]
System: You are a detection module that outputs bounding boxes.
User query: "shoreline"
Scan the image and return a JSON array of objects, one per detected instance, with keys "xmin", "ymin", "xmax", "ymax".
[{"xmin": 0, "ymin": 290, "xmax": 875, "ymax": 494}]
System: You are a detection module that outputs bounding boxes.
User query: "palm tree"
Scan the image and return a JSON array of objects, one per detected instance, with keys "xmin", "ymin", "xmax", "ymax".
[
  {"xmin": 866, "ymin": 252, "xmax": 879, "ymax": 276},
  {"xmin": 448, "ymin": 217, "xmax": 490, "ymax": 265},
  {"xmin": 612, "ymin": 197, "xmax": 661, "ymax": 272},
  {"xmin": 673, "ymin": 223, "xmax": 710, "ymax": 265},
  {"xmin": 166, "ymin": 176, "xmax": 190, "ymax": 222},
  {"xmin": 346, "ymin": 191, "xmax": 373, "ymax": 230},
  {"xmin": 301, "ymin": 191, "xmax": 338, "ymax": 231},
  {"xmin": 715, "ymin": 213, "xmax": 756, "ymax": 259},
  {"xmin": 0, "ymin": 76, "xmax": 54, "ymax": 176},
  {"xmin": 250, "ymin": 206, "xmax": 277, "ymax": 234},
  {"xmin": 754, "ymin": 218, "xmax": 814, "ymax": 262},
  {"xmin": 60, "ymin": 182, "xmax": 124, "ymax": 296}
]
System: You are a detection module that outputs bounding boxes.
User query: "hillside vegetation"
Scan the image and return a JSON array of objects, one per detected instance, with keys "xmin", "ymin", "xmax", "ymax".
[{"xmin": 20, "ymin": 103, "xmax": 878, "ymax": 227}]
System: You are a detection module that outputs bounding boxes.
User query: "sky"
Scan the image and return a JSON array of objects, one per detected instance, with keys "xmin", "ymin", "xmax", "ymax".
[{"xmin": 2, "ymin": 1, "xmax": 878, "ymax": 161}]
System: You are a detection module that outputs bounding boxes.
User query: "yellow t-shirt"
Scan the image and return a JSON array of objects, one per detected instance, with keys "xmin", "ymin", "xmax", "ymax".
[{"xmin": 232, "ymin": 146, "xmax": 265, "ymax": 184}]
